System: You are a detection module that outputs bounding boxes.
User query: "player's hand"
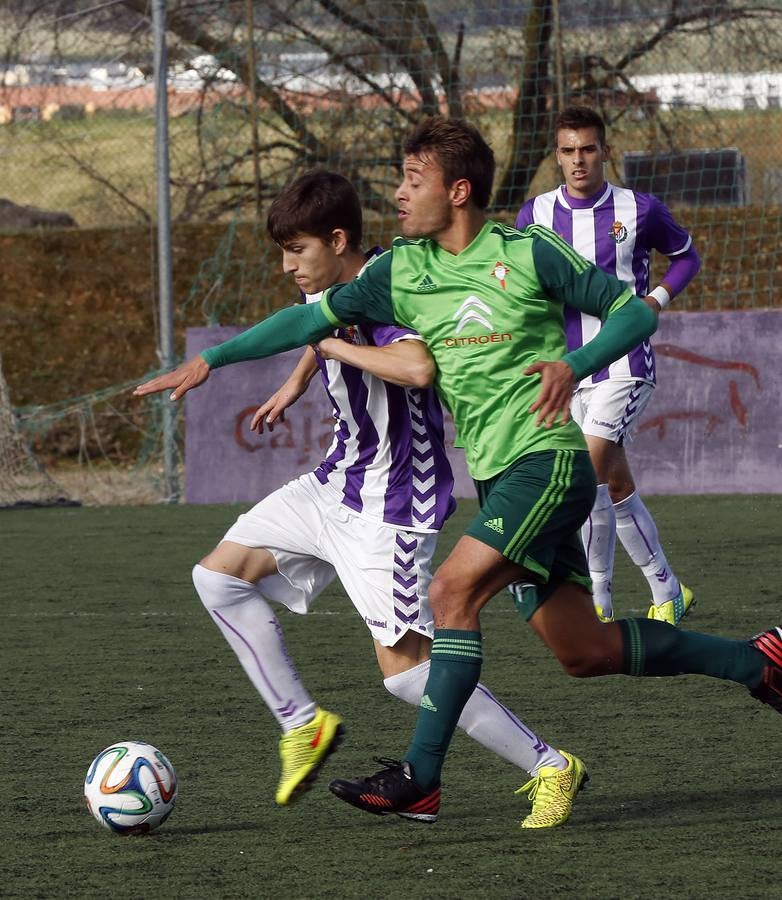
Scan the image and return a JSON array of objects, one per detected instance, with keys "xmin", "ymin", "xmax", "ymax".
[
  {"xmin": 525, "ymin": 360, "xmax": 575, "ymax": 428},
  {"xmin": 314, "ymin": 336, "xmax": 343, "ymax": 360},
  {"xmin": 250, "ymin": 380, "xmax": 306, "ymax": 433},
  {"xmin": 643, "ymin": 295, "xmax": 663, "ymax": 315},
  {"xmin": 133, "ymin": 355, "xmax": 210, "ymax": 401}
]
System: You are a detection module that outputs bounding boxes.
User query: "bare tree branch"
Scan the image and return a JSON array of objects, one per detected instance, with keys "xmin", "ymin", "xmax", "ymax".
[
  {"xmin": 54, "ymin": 140, "xmax": 153, "ymax": 222},
  {"xmin": 614, "ymin": 2, "xmax": 781, "ymax": 75},
  {"xmin": 493, "ymin": 0, "xmax": 553, "ymax": 210},
  {"xmin": 313, "ymin": 0, "xmax": 461, "ymax": 116},
  {"xmin": 121, "ymin": 0, "xmax": 333, "ymax": 165}
]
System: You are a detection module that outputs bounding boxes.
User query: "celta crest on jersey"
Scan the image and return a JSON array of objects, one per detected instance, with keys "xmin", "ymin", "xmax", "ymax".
[
  {"xmin": 492, "ymin": 261, "xmax": 510, "ymax": 288},
  {"xmin": 454, "ymin": 295, "xmax": 493, "ymax": 333}
]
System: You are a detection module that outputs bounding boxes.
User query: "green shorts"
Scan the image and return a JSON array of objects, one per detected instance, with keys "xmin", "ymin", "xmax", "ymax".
[{"xmin": 465, "ymin": 449, "xmax": 596, "ymax": 621}]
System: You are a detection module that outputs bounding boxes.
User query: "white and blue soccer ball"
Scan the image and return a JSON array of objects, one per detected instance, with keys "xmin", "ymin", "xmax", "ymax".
[{"xmin": 84, "ymin": 740, "xmax": 177, "ymax": 835}]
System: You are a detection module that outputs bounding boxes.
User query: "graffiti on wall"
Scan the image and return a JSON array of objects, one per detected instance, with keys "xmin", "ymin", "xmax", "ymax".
[{"xmin": 639, "ymin": 343, "xmax": 762, "ymax": 439}]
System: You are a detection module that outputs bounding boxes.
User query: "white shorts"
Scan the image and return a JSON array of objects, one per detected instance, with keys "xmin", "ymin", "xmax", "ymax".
[
  {"xmin": 571, "ymin": 379, "xmax": 655, "ymax": 446},
  {"xmin": 221, "ymin": 472, "xmax": 436, "ymax": 647}
]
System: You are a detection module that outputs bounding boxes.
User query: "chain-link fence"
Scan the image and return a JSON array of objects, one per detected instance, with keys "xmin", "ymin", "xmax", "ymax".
[
  {"xmin": 3, "ymin": 3, "xmax": 782, "ymax": 306},
  {"xmin": 3, "ymin": 2, "xmax": 782, "ymax": 220},
  {"xmin": 1, "ymin": 0, "xmax": 781, "ymax": 502}
]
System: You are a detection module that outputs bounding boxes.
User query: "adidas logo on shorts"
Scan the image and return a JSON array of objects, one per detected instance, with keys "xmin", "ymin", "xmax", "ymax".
[{"xmin": 484, "ymin": 517, "xmax": 504, "ymax": 534}]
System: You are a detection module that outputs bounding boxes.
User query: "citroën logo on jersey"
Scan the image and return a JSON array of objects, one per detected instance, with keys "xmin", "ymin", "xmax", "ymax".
[{"xmin": 453, "ymin": 296, "xmax": 492, "ymax": 334}]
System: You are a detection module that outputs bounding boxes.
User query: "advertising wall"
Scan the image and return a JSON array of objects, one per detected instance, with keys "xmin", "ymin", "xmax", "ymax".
[{"xmin": 184, "ymin": 310, "xmax": 781, "ymax": 503}]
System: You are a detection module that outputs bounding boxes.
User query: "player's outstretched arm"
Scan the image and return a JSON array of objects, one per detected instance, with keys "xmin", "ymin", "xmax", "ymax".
[
  {"xmin": 133, "ymin": 354, "xmax": 210, "ymax": 401},
  {"xmin": 133, "ymin": 303, "xmax": 336, "ymax": 402},
  {"xmin": 250, "ymin": 347, "xmax": 319, "ymax": 433}
]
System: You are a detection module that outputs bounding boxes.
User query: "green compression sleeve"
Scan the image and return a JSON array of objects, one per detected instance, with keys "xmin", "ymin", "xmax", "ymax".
[
  {"xmin": 201, "ymin": 304, "xmax": 334, "ymax": 369},
  {"xmin": 562, "ymin": 295, "xmax": 658, "ymax": 381}
]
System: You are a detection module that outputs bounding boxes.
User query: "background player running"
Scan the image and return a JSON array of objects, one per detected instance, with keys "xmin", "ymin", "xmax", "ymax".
[{"xmin": 516, "ymin": 105, "xmax": 701, "ymax": 625}]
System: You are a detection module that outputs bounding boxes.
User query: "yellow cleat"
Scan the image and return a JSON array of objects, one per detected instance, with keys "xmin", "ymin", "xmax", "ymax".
[
  {"xmin": 516, "ymin": 749, "xmax": 589, "ymax": 829},
  {"xmin": 594, "ymin": 603, "xmax": 614, "ymax": 623},
  {"xmin": 647, "ymin": 583, "xmax": 695, "ymax": 626},
  {"xmin": 275, "ymin": 707, "xmax": 344, "ymax": 806}
]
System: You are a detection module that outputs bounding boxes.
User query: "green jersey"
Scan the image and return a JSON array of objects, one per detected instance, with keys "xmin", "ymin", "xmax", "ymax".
[{"xmin": 321, "ymin": 221, "xmax": 640, "ymax": 480}]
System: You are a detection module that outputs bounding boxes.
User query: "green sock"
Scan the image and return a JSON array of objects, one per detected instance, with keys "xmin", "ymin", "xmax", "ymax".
[
  {"xmin": 619, "ymin": 618, "xmax": 765, "ymax": 687},
  {"xmin": 404, "ymin": 628, "xmax": 482, "ymax": 791}
]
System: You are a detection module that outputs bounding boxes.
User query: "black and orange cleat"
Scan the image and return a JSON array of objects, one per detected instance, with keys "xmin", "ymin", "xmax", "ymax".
[
  {"xmin": 749, "ymin": 627, "xmax": 782, "ymax": 714},
  {"xmin": 329, "ymin": 758, "xmax": 440, "ymax": 823}
]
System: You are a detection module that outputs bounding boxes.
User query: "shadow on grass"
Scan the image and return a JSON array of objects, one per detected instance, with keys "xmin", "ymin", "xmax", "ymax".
[
  {"xmin": 159, "ymin": 820, "xmax": 268, "ymax": 836},
  {"xmin": 576, "ymin": 782, "xmax": 776, "ymax": 828}
]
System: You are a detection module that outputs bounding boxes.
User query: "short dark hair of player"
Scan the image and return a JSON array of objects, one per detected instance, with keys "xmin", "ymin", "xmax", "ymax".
[
  {"xmin": 404, "ymin": 116, "xmax": 495, "ymax": 210},
  {"xmin": 554, "ymin": 106, "xmax": 607, "ymax": 147},
  {"xmin": 267, "ymin": 170, "xmax": 363, "ymax": 249}
]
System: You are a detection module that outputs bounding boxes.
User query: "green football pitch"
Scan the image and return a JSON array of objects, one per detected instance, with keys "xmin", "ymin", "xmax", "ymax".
[{"xmin": 4, "ymin": 495, "xmax": 780, "ymax": 899}]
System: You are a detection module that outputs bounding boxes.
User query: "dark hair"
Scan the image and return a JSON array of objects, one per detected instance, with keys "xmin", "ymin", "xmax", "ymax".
[
  {"xmin": 404, "ymin": 116, "xmax": 495, "ymax": 209},
  {"xmin": 554, "ymin": 106, "xmax": 607, "ymax": 146},
  {"xmin": 267, "ymin": 170, "xmax": 363, "ymax": 248}
]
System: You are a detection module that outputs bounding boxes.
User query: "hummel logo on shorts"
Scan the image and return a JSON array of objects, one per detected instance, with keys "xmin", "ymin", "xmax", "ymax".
[
  {"xmin": 484, "ymin": 517, "xmax": 504, "ymax": 534},
  {"xmin": 420, "ymin": 694, "xmax": 438, "ymax": 712},
  {"xmin": 416, "ymin": 274, "xmax": 438, "ymax": 293}
]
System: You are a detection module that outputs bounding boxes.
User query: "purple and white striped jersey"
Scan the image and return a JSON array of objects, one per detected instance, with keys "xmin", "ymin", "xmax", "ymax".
[
  {"xmin": 516, "ymin": 182, "xmax": 692, "ymax": 387},
  {"xmin": 303, "ymin": 252, "xmax": 454, "ymax": 533}
]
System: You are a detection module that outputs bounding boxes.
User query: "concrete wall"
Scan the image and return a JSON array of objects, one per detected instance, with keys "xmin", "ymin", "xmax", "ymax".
[
  {"xmin": 627, "ymin": 309, "xmax": 780, "ymax": 494},
  {"xmin": 184, "ymin": 310, "xmax": 781, "ymax": 504}
]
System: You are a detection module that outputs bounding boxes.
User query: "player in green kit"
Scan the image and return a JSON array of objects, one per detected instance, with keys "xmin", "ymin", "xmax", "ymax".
[{"xmin": 136, "ymin": 119, "xmax": 782, "ymax": 828}]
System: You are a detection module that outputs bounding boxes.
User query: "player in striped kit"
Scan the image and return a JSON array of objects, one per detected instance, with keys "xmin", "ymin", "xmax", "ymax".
[
  {"xmin": 515, "ymin": 106, "xmax": 701, "ymax": 625},
  {"xmin": 184, "ymin": 171, "xmax": 587, "ymax": 827},
  {"xmin": 136, "ymin": 127, "xmax": 782, "ymax": 830}
]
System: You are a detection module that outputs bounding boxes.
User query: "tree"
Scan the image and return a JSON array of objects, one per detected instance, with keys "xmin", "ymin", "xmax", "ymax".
[
  {"xmin": 123, "ymin": 0, "xmax": 782, "ymax": 213},
  {"xmin": 2, "ymin": 0, "xmax": 780, "ymax": 221}
]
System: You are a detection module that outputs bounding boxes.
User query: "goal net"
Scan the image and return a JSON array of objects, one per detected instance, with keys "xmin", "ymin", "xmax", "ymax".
[{"xmin": 0, "ymin": 354, "xmax": 78, "ymax": 509}]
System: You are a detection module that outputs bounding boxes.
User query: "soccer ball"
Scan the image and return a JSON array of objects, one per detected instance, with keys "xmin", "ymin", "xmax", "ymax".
[{"xmin": 84, "ymin": 740, "xmax": 177, "ymax": 835}]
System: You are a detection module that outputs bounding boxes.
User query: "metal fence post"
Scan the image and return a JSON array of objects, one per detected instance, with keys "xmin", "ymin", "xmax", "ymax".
[{"xmin": 152, "ymin": 0, "xmax": 179, "ymax": 502}]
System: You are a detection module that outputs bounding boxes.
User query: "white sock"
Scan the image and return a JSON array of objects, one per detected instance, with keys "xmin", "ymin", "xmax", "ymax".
[
  {"xmin": 384, "ymin": 661, "xmax": 565, "ymax": 776},
  {"xmin": 582, "ymin": 483, "xmax": 616, "ymax": 617},
  {"xmin": 613, "ymin": 492, "xmax": 680, "ymax": 604},
  {"xmin": 192, "ymin": 564, "xmax": 316, "ymax": 732}
]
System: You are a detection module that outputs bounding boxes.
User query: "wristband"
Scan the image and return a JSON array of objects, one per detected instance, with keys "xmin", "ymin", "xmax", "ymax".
[{"xmin": 648, "ymin": 285, "xmax": 671, "ymax": 308}]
